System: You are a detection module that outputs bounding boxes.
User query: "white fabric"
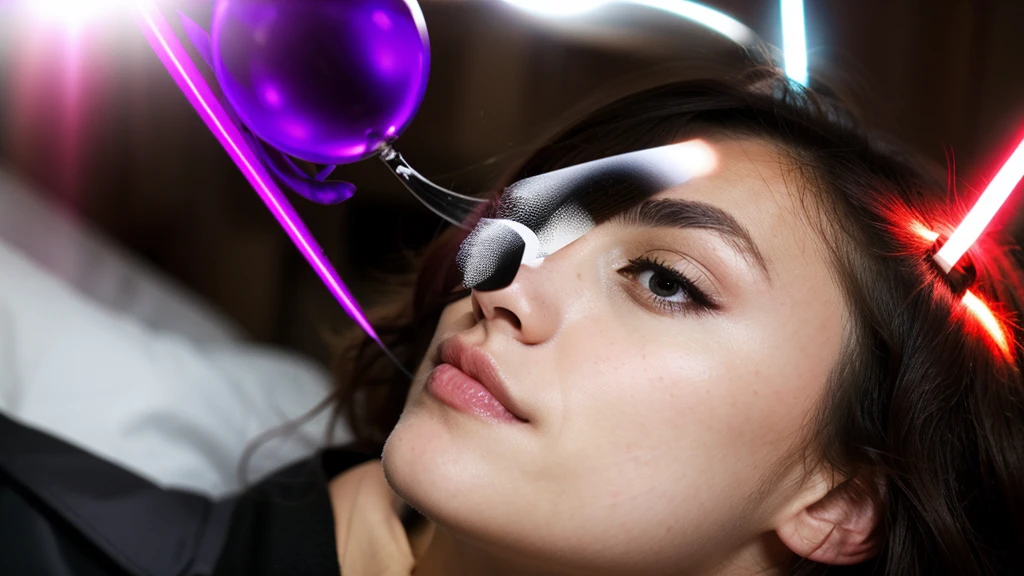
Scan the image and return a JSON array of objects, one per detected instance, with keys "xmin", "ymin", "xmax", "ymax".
[
  {"xmin": 0, "ymin": 168, "xmax": 241, "ymax": 343},
  {"xmin": 0, "ymin": 172, "xmax": 351, "ymax": 497}
]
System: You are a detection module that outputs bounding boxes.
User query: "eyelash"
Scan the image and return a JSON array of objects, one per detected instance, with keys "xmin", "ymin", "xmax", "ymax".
[{"xmin": 618, "ymin": 255, "xmax": 718, "ymax": 315}]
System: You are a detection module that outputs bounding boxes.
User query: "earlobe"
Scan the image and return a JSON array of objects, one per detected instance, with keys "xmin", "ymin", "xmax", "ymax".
[{"xmin": 776, "ymin": 476, "xmax": 883, "ymax": 565}]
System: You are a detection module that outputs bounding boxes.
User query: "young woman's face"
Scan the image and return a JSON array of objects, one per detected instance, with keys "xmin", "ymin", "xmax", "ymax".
[{"xmin": 383, "ymin": 138, "xmax": 848, "ymax": 574}]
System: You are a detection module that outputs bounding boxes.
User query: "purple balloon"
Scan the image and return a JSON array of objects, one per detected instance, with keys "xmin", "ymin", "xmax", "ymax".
[{"xmin": 211, "ymin": 0, "xmax": 430, "ymax": 165}]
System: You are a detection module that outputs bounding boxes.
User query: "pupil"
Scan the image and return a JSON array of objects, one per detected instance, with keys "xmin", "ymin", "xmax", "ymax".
[{"xmin": 649, "ymin": 273, "xmax": 679, "ymax": 297}]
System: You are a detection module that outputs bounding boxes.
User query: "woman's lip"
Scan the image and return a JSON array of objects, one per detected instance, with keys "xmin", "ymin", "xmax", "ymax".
[
  {"xmin": 426, "ymin": 364, "xmax": 524, "ymax": 423},
  {"xmin": 435, "ymin": 338, "xmax": 529, "ymax": 422}
]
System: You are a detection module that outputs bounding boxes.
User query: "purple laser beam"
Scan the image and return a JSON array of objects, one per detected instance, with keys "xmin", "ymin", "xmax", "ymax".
[{"xmin": 135, "ymin": 2, "xmax": 379, "ymax": 341}]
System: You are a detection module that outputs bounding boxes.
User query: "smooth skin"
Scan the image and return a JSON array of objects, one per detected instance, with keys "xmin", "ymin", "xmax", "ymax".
[{"xmin": 335, "ymin": 138, "xmax": 882, "ymax": 576}]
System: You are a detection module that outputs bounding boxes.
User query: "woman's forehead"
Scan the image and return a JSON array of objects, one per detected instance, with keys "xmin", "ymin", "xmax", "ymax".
[
  {"xmin": 662, "ymin": 138, "xmax": 799, "ymax": 203},
  {"xmin": 655, "ymin": 139, "xmax": 818, "ymax": 253},
  {"xmin": 641, "ymin": 137, "xmax": 840, "ymax": 301}
]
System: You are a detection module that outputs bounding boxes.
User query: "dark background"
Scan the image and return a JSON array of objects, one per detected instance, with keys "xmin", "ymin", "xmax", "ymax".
[{"xmin": 2, "ymin": 0, "xmax": 1022, "ymax": 363}]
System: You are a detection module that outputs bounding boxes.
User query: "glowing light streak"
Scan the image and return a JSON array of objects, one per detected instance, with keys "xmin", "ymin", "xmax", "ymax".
[
  {"xmin": 500, "ymin": 0, "xmax": 610, "ymax": 17},
  {"xmin": 134, "ymin": 2, "xmax": 378, "ymax": 341},
  {"xmin": 935, "ymin": 135, "xmax": 1024, "ymax": 273},
  {"xmin": 780, "ymin": 0, "xmax": 808, "ymax": 86},
  {"xmin": 501, "ymin": 0, "xmax": 757, "ymax": 45},
  {"xmin": 963, "ymin": 290, "xmax": 1012, "ymax": 357},
  {"xmin": 631, "ymin": 0, "xmax": 755, "ymax": 45}
]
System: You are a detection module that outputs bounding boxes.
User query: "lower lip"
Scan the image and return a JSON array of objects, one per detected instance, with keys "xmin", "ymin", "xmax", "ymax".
[{"xmin": 427, "ymin": 363, "xmax": 522, "ymax": 423}]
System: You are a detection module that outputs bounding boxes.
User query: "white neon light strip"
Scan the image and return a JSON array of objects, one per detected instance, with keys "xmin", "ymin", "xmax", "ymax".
[{"xmin": 781, "ymin": 0, "xmax": 808, "ymax": 86}]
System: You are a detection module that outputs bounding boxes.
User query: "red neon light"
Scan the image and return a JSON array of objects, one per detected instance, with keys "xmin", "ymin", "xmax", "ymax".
[
  {"xmin": 934, "ymin": 135, "xmax": 1024, "ymax": 272},
  {"xmin": 912, "ymin": 223, "xmax": 1013, "ymax": 357},
  {"xmin": 962, "ymin": 289, "xmax": 1012, "ymax": 358}
]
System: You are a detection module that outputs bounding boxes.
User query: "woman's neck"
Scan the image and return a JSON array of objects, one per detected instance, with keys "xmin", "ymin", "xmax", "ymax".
[
  {"xmin": 329, "ymin": 460, "xmax": 562, "ymax": 576},
  {"xmin": 411, "ymin": 521, "xmax": 568, "ymax": 576},
  {"xmin": 329, "ymin": 460, "xmax": 790, "ymax": 576}
]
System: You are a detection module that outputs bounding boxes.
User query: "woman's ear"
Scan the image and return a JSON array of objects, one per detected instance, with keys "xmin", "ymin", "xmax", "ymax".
[{"xmin": 775, "ymin": 474, "xmax": 883, "ymax": 565}]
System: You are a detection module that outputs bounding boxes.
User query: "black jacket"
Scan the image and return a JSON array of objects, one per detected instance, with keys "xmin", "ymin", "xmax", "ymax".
[{"xmin": 0, "ymin": 413, "xmax": 375, "ymax": 576}]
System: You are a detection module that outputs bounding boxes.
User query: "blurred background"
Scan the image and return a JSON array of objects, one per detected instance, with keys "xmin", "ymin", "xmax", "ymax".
[{"xmin": 1, "ymin": 0, "xmax": 1022, "ymax": 365}]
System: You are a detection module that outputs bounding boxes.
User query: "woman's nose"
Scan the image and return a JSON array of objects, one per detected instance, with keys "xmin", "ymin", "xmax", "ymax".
[{"xmin": 470, "ymin": 262, "xmax": 562, "ymax": 345}]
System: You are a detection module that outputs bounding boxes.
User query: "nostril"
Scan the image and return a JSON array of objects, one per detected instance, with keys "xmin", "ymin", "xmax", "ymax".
[{"xmin": 493, "ymin": 306, "xmax": 522, "ymax": 330}]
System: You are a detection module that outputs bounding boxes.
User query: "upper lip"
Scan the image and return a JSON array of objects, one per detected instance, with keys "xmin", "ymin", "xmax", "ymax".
[{"xmin": 437, "ymin": 337, "xmax": 528, "ymax": 422}]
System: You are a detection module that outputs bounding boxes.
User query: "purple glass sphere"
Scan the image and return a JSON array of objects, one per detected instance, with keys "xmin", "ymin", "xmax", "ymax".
[{"xmin": 211, "ymin": 0, "xmax": 430, "ymax": 165}]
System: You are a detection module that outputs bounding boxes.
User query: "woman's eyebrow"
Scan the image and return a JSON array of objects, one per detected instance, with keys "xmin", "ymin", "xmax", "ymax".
[{"xmin": 613, "ymin": 198, "xmax": 770, "ymax": 279}]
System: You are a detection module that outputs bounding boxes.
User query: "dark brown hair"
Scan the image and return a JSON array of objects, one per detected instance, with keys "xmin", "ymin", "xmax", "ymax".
[{"xmin": 331, "ymin": 67, "xmax": 1024, "ymax": 574}]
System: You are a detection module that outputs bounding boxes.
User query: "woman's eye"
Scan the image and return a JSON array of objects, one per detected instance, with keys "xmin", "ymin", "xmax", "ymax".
[
  {"xmin": 636, "ymin": 269, "xmax": 690, "ymax": 302},
  {"xmin": 618, "ymin": 255, "xmax": 718, "ymax": 315}
]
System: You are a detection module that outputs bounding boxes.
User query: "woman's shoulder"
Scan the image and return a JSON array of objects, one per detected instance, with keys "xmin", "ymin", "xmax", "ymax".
[
  {"xmin": 216, "ymin": 444, "xmax": 382, "ymax": 575},
  {"xmin": 0, "ymin": 412, "xmax": 376, "ymax": 576}
]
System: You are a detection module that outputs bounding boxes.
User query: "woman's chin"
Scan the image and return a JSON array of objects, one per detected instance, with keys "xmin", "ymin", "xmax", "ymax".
[
  {"xmin": 386, "ymin": 385, "xmax": 529, "ymax": 480},
  {"xmin": 382, "ymin": 406, "xmax": 474, "ymax": 516},
  {"xmin": 381, "ymin": 404, "xmax": 527, "ymax": 540},
  {"xmin": 382, "ymin": 404, "xmax": 689, "ymax": 574}
]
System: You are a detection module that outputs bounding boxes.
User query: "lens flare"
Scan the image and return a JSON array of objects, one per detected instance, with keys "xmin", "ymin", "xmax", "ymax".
[
  {"xmin": 27, "ymin": 0, "xmax": 129, "ymax": 30},
  {"xmin": 963, "ymin": 290, "xmax": 1012, "ymax": 358},
  {"xmin": 911, "ymin": 220, "xmax": 941, "ymax": 242}
]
